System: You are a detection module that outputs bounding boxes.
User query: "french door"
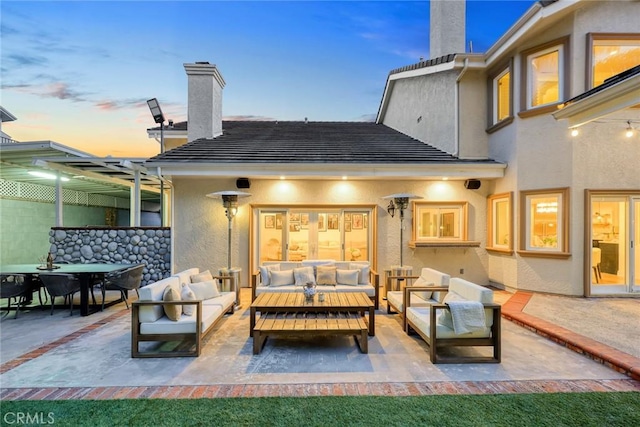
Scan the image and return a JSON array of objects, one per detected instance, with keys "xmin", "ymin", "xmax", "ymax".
[
  {"xmin": 588, "ymin": 192, "xmax": 639, "ymax": 294},
  {"xmin": 254, "ymin": 206, "xmax": 374, "ymax": 266}
]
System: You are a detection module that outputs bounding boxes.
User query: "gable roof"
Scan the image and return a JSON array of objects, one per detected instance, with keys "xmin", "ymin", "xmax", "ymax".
[
  {"xmin": 147, "ymin": 121, "xmax": 496, "ymax": 164},
  {"xmin": 145, "ymin": 121, "xmax": 505, "ymax": 180}
]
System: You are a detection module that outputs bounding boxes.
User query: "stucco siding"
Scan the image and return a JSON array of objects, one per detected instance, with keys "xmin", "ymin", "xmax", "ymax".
[
  {"xmin": 458, "ymin": 71, "xmax": 489, "ymax": 159},
  {"xmin": 382, "ymin": 71, "xmax": 458, "ymax": 154},
  {"xmin": 171, "ymin": 177, "xmax": 491, "ymax": 288}
]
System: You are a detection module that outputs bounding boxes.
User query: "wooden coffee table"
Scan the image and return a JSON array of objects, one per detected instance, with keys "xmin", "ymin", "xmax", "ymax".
[{"xmin": 249, "ymin": 292, "xmax": 375, "ymax": 354}]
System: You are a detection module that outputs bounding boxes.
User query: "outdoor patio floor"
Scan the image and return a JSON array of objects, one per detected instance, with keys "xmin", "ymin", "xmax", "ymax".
[{"xmin": 1, "ymin": 288, "xmax": 639, "ymax": 400}]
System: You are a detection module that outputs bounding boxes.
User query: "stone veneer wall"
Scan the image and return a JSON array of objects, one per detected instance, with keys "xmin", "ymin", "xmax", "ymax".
[{"xmin": 49, "ymin": 227, "xmax": 171, "ymax": 287}]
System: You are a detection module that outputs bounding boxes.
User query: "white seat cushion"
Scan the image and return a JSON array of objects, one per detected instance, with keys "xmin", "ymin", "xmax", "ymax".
[
  {"xmin": 406, "ymin": 307, "xmax": 491, "ymax": 339},
  {"xmin": 140, "ymin": 304, "xmax": 223, "ymax": 335},
  {"xmin": 387, "ymin": 290, "xmax": 434, "ymax": 312}
]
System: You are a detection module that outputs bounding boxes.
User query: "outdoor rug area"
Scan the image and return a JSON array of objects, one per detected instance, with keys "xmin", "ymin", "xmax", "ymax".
[{"xmin": 0, "ymin": 294, "xmax": 629, "ymax": 391}]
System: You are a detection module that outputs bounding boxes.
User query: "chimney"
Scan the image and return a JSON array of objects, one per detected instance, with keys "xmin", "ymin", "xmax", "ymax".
[
  {"xmin": 184, "ymin": 62, "xmax": 226, "ymax": 141},
  {"xmin": 429, "ymin": 0, "xmax": 466, "ymax": 59}
]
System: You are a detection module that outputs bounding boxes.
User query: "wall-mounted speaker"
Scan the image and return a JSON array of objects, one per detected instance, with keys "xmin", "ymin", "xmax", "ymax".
[
  {"xmin": 236, "ymin": 178, "xmax": 251, "ymax": 189},
  {"xmin": 464, "ymin": 179, "xmax": 481, "ymax": 190}
]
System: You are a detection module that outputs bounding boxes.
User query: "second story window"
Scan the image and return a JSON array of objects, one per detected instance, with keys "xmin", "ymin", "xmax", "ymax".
[
  {"xmin": 520, "ymin": 37, "xmax": 569, "ymax": 117},
  {"xmin": 528, "ymin": 45, "xmax": 562, "ymax": 108},
  {"xmin": 588, "ymin": 33, "xmax": 640, "ymax": 88},
  {"xmin": 494, "ymin": 68, "xmax": 511, "ymax": 122}
]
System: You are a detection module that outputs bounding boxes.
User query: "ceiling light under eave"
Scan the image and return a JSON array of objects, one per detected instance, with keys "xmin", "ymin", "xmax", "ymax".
[{"xmin": 28, "ymin": 171, "xmax": 69, "ymax": 181}]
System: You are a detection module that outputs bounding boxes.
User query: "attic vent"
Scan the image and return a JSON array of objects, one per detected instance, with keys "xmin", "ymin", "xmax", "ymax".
[{"xmin": 195, "ymin": 61, "xmax": 210, "ymax": 64}]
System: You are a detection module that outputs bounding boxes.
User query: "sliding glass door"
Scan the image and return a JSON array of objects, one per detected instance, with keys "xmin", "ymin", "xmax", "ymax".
[{"xmin": 589, "ymin": 192, "xmax": 639, "ymax": 294}]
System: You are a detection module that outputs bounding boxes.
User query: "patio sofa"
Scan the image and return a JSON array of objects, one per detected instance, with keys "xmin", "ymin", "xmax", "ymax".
[
  {"xmin": 251, "ymin": 260, "xmax": 380, "ymax": 309},
  {"xmin": 405, "ymin": 277, "xmax": 501, "ymax": 364},
  {"xmin": 386, "ymin": 267, "xmax": 450, "ymax": 321},
  {"xmin": 131, "ymin": 268, "xmax": 235, "ymax": 358}
]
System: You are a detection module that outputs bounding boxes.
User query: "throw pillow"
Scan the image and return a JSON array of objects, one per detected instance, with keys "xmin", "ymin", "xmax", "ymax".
[
  {"xmin": 191, "ymin": 270, "xmax": 214, "ymax": 283},
  {"xmin": 189, "ymin": 279, "xmax": 221, "ymax": 300},
  {"xmin": 350, "ymin": 262, "xmax": 370, "ymax": 284},
  {"xmin": 270, "ymin": 269, "xmax": 295, "ymax": 287},
  {"xmin": 437, "ymin": 291, "xmax": 465, "ymax": 329},
  {"xmin": 336, "ymin": 269, "xmax": 359, "ymax": 286},
  {"xmin": 293, "ymin": 266, "xmax": 316, "ymax": 287},
  {"xmin": 316, "ymin": 265, "xmax": 337, "ymax": 286},
  {"xmin": 259, "ymin": 264, "xmax": 280, "ymax": 286},
  {"xmin": 411, "ymin": 277, "xmax": 435, "ymax": 300},
  {"xmin": 163, "ymin": 286, "xmax": 182, "ymax": 321},
  {"xmin": 180, "ymin": 283, "xmax": 197, "ymax": 315}
]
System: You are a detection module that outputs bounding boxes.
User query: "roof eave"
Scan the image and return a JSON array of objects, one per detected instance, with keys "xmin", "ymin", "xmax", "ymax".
[
  {"xmin": 148, "ymin": 161, "xmax": 507, "ymax": 181},
  {"xmin": 552, "ymin": 73, "xmax": 640, "ymax": 128}
]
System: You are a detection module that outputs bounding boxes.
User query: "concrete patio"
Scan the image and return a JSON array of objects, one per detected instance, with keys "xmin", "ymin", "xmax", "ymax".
[{"xmin": 1, "ymin": 288, "xmax": 639, "ymax": 399}]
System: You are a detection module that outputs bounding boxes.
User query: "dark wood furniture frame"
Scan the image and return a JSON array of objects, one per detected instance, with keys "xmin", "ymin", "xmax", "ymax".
[
  {"xmin": 131, "ymin": 275, "xmax": 235, "ymax": 358},
  {"xmin": 405, "ymin": 287, "xmax": 502, "ymax": 364},
  {"xmin": 250, "ymin": 292, "xmax": 374, "ymax": 354},
  {"xmin": 251, "ymin": 269, "xmax": 380, "ymax": 309}
]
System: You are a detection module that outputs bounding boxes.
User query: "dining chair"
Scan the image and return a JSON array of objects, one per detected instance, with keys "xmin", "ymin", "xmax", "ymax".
[
  {"xmin": 39, "ymin": 273, "xmax": 82, "ymax": 316},
  {"xmin": 100, "ymin": 264, "xmax": 144, "ymax": 310},
  {"xmin": 1, "ymin": 274, "xmax": 30, "ymax": 319}
]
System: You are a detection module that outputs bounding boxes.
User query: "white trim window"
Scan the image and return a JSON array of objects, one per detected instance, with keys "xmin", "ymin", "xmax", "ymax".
[
  {"xmin": 526, "ymin": 44, "xmax": 564, "ymax": 109},
  {"xmin": 519, "ymin": 188, "xmax": 570, "ymax": 257},
  {"xmin": 493, "ymin": 68, "xmax": 511, "ymax": 123},
  {"xmin": 486, "ymin": 192, "xmax": 512, "ymax": 253}
]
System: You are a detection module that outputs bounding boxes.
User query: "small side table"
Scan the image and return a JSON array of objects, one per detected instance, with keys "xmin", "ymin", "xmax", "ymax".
[
  {"xmin": 219, "ymin": 267, "xmax": 242, "ymax": 309},
  {"xmin": 384, "ymin": 265, "xmax": 412, "ymax": 299}
]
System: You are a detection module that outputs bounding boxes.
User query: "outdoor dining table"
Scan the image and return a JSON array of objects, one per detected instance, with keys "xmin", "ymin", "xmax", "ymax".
[{"xmin": 0, "ymin": 263, "xmax": 133, "ymax": 316}]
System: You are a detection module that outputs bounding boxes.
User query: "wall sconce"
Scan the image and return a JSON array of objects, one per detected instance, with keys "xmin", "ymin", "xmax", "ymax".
[{"xmin": 382, "ymin": 193, "xmax": 422, "ymax": 267}]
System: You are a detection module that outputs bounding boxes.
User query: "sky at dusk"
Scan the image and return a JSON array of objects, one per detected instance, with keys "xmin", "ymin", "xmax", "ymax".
[{"xmin": 1, "ymin": 0, "xmax": 536, "ymax": 157}]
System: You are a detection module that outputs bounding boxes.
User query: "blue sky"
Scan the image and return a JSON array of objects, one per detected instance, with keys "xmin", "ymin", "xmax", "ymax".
[{"xmin": 1, "ymin": 0, "xmax": 536, "ymax": 157}]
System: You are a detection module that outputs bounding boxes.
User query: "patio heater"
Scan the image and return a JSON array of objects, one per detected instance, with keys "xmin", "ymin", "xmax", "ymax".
[
  {"xmin": 206, "ymin": 190, "xmax": 251, "ymax": 309},
  {"xmin": 146, "ymin": 98, "xmax": 165, "ymax": 226},
  {"xmin": 382, "ymin": 193, "xmax": 422, "ymax": 296},
  {"xmin": 382, "ymin": 193, "xmax": 422, "ymax": 267}
]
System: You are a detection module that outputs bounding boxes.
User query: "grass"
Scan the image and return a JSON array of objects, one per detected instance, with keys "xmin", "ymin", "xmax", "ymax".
[{"xmin": 1, "ymin": 393, "xmax": 639, "ymax": 426}]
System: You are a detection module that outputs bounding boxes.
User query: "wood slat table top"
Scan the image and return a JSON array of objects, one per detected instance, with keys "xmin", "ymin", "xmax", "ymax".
[{"xmin": 251, "ymin": 292, "xmax": 373, "ymax": 310}]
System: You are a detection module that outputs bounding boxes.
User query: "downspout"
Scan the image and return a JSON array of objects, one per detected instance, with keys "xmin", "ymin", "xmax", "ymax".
[
  {"xmin": 154, "ymin": 165, "xmax": 174, "ymax": 274},
  {"xmin": 454, "ymin": 57, "xmax": 470, "ymax": 157}
]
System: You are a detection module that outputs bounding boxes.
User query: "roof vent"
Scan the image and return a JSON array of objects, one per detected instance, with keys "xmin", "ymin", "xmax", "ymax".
[
  {"xmin": 304, "ymin": 117, "xmax": 308, "ymax": 124},
  {"xmin": 195, "ymin": 61, "xmax": 210, "ymax": 64}
]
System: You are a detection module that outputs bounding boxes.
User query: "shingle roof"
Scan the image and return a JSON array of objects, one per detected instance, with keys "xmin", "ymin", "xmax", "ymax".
[
  {"xmin": 388, "ymin": 54, "xmax": 457, "ymax": 77},
  {"xmin": 562, "ymin": 65, "xmax": 640, "ymax": 106},
  {"xmin": 146, "ymin": 121, "xmax": 499, "ymax": 165}
]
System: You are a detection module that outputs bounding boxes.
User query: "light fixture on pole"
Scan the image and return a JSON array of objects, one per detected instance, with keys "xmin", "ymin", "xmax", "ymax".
[
  {"xmin": 382, "ymin": 193, "xmax": 422, "ymax": 267},
  {"xmin": 206, "ymin": 190, "xmax": 251, "ymax": 309},
  {"xmin": 147, "ymin": 98, "xmax": 165, "ymax": 226}
]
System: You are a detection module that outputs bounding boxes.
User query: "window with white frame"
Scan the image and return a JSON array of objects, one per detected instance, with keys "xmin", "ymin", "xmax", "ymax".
[
  {"xmin": 588, "ymin": 33, "xmax": 640, "ymax": 88},
  {"xmin": 519, "ymin": 188, "xmax": 570, "ymax": 257},
  {"xmin": 486, "ymin": 192, "xmax": 512, "ymax": 253},
  {"xmin": 494, "ymin": 68, "xmax": 511, "ymax": 123},
  {"xmin": 412, "ymin": 202, "xmax": 468, "ymax": 242},
  {"xmin": 520, "ymin": 37, "xmax": 569, "ymax": 116}
]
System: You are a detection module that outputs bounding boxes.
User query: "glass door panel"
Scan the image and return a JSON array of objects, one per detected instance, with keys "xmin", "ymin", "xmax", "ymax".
[
  {"xmin": 633, "ymin": 198, "xmax": 639, "ymax": 290},
  {"xmin": 589, "ymin": 195, "xmax": 640, "ymax": 294},
  {"xmin": 258, "ymin": 211, "xmax": 285, "ymax": 263},
  {"xmin": 287, "ymin": 211, "xmax": 310, "ymax": 261},
  {"xmin": 317, "ymin": 211, "xmax": 342, "ymax": 259},
  {"xmin": 344, "ymin": 211, "xmax": 369, "ymax": 261}
]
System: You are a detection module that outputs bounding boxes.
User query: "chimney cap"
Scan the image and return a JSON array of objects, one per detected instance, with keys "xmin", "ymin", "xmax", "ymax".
[{"xmin": 195, "ymin": 61, "xmax": 210, "ymax": 64}]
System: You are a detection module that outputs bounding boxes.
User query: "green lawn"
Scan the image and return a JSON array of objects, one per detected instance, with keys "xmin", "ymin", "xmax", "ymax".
[{"xmin": 2, "ymin": 393, "xmax": 639, "ymax": 426}]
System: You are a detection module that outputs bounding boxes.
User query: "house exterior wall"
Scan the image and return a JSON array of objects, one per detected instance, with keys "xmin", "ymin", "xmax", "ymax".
[
  {"xmin": 458, "ymin": 70, "xmax": 489, "ymax": 159},
  {"xmin": 485, "ymin": 0, "xmax": 640, "ymax": 296},
  {"xmin": 382, "ymin": 70, "xmax": 458, "ymax": 155},
  {"xmin": 171, "ymin": 177, "xmax": 490, "ymax": 288}
]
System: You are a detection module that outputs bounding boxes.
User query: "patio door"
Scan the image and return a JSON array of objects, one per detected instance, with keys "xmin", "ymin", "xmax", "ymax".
[
  {"xmin": 589, "ymin": 193, "xmax": 639, "ymax": 295},
  {"xmin": 255, "ymin": 206, "xmax": 373, "ymax": 266}
]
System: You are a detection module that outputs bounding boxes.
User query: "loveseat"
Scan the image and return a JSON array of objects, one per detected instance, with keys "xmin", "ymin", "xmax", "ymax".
[
  {"xmin": 131, "ymin": 268, "xmax": 236, "ymax": 358},
  {"xmin": 252, "ymin": 260, "xmax": 379, "ymax": 309},
  {"xmin": 405, "ymin": 277, "xmax": 501, "ymax": 364},
  {"xmin": 386, "ymin": 267, "xmax": 451, "ymax": 319}
]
